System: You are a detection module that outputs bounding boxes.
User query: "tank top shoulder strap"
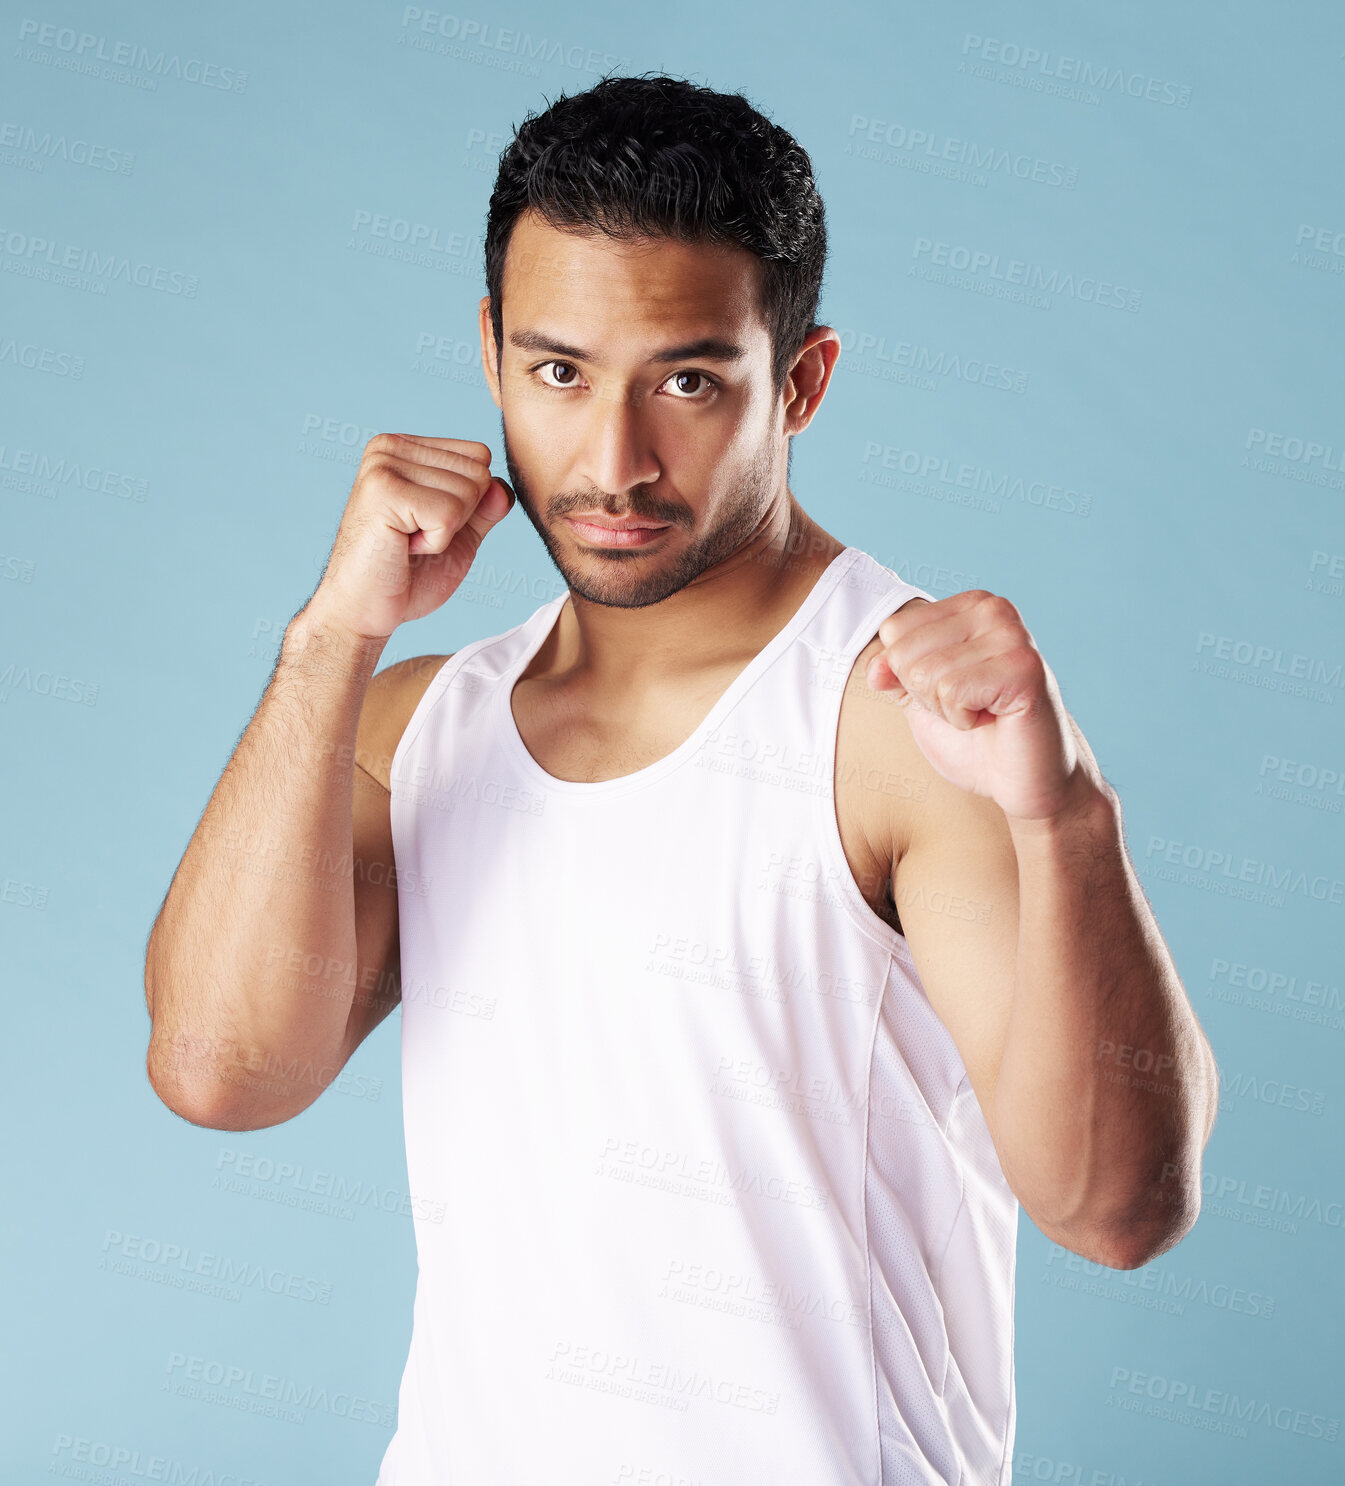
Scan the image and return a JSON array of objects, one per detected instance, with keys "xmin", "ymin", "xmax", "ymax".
[
  {"xmin": 795, "ymin": 546, "xmax": 937, "ymax": 661},
  {"xmin": 452, "ymin": 591, "xmax": 567, "ymax": 685}
]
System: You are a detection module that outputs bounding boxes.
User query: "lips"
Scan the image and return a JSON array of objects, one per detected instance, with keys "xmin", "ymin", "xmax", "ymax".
[
  {"xmin": 564, "ymin": 515, "xmax": 672, "ymax": 548},
  {"xmin": 566, "ymin": 514, "xmax": 669, "ymax": 531}
]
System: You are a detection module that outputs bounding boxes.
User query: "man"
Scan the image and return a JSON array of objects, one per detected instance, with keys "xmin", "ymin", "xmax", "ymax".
[{"xmin": 145, "ymin": 73, "xmax": 1218, "ymax": 1485}]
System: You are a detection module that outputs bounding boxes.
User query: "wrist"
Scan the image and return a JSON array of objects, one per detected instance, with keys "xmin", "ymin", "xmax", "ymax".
[
  {"xmin": 283, "ymin": 602, "xmax": 389, "ymax": 679},
  {"xmin": 1005, "ymin": 770, "xmax": 1118, "ymax": 842}
]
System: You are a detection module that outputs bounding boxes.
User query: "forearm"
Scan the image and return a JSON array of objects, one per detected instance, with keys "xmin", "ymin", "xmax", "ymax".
[
  {"xmin": 146, "ymin": 606, "xmax": 386, "ymax": 1124},
  {"xmin": 990, "ymin": 780, "xmax": 1218, "ymax": 1265}
]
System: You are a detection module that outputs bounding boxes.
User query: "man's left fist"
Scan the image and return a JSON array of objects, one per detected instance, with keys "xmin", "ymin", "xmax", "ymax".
[{"xmin": 864, "ymin": 588, "xmax": 1105, "ymax": 823}]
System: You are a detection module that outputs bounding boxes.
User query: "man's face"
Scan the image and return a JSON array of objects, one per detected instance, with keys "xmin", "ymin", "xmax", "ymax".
[{"xmin": 479, "ymin": 210, "xmax": 791, "ymax": 609}]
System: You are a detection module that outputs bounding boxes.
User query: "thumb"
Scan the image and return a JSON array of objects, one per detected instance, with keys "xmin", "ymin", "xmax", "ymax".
[
  {"xmin": 483, "ymin": 476, "xmax": 514, "ymax": 521},
  {"xmin": 457, "ymin": 477, "xmax": 514, "ymax": 550}
]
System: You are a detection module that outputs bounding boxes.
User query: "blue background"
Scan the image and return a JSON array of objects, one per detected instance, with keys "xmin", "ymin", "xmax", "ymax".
[{"xmin": 3, "ymin": 1, "xmax": 1343, "ymax": 1480}]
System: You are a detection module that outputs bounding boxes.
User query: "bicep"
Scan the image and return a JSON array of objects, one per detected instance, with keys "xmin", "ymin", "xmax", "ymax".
[{"xmin": 890, "ymin": 776, "xmax": 1021, "ymax": 1131}]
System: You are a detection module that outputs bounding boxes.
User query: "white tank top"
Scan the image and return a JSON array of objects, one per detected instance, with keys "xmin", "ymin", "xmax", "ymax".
[{"xmin": 379, "ymin": 545, "xmax": 1018, "ymax": 1485}]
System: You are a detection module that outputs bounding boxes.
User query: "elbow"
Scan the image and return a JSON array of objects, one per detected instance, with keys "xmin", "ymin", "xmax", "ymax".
[
  {"xmin": 147, "ymin": 1077, "xmax": 302, "ymax": 1132},
  {"xmin": 144, "ymin": 1053, "xmax": 235, "ymax": 1130},
  {"xmin": 1084, "ymin": 1184, "xmax": 1204, "ymax": 1271},
  {"xmin": 144, "ymin": 1037, "xmax": 305, "ymax": 1132},
  {"xmin": 147, "ymin": 1080, "xmax": 286, "ymax": 1132},
  {"xmin": 1088, "ymin": 1226, "xmax": 1176, "ymax": 1273},
  {"xmin": 1044, "ymin": 1164, "xmax": 1205, "ymax": 1272},
  {"xmin": 1053, "ymin": 1215, "xmax": 1192, "ymax": 1272}
]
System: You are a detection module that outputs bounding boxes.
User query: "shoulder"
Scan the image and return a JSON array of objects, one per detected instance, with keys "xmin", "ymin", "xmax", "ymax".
[
  {"xmin": 834, "ymin": 628, "xmax": 934, "ymax": 870},
  {"xmin": 836, "ymin": 593, "xmax": 1013, "ymax": 866},
  {"xmin": 833, "ymin": 589, "xmax": 936, "ymax": 840},
  {"xmin": 355, "ymin": 654, "xmax": 454, "ymax": 792}
]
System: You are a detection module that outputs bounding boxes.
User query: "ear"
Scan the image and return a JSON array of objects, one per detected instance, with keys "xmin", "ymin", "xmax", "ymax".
[
  {"xmin": 781, "ymin": 327, "xmax": 842, "ymax": 437},
  {"xmin": 479, "ymin": 295, "xmax": 502, "ymax": 410}
]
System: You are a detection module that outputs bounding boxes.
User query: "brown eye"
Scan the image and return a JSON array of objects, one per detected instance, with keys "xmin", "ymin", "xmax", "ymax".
[
  {"xmin": 540, "ymin": 361, "xmax": 579, "ymax": 387},
  {"xmin": 665, "ymin": 371, "xmax": 711, "ymax": 398}
]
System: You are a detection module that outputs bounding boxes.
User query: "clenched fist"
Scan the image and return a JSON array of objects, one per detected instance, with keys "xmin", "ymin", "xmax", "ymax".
[{"xmin": 303, "ymin": 433, "xmax": 513, "ymax": 642}]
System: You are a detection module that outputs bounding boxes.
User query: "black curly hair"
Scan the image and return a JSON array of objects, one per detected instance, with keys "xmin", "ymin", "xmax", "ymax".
[{"xmin": 483, "ymin": 73, "xmax": 828, "ymax": 397}]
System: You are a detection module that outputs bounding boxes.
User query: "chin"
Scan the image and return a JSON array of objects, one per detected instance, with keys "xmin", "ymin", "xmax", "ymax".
[{"xmin": 558, "ymin": 541, "xmax": 700, "ymax": 610}]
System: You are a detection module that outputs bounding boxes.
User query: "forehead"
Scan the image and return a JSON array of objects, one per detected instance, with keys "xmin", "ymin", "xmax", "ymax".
[{"xmin": 500, "ymin": 209, "xmax": 769, "ymax": 347}]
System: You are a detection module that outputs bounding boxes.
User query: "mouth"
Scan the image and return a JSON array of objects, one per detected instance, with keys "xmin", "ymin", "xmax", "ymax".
[{"xmin": 564, "ymin": 515, "xmax": 672, "ymax": 549}]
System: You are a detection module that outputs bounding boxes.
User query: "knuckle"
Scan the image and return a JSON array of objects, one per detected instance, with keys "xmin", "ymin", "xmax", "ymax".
[
  {"xmin": 1013, "ymin": 643, "xmax": 1043, "ymax": 672},
  {"xmin": 360, "ymin": 453, "xmax": 397, "ymax": 480}
]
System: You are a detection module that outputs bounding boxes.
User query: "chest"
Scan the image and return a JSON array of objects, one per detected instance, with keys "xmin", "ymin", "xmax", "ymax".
[{"xmin": 509, "ymin": 639, "xmax": 906, "ymax": 936}]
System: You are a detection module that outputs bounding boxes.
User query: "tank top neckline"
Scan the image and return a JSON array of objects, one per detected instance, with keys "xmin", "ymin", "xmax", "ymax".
[{"xmin": 493, "ymin": 545, "xmax": 863, "ymax": 798}]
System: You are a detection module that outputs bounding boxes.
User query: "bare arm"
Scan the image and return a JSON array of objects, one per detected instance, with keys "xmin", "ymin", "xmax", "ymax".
[
  {"xmin": 143, "ymin": 432, "xmax": 515, "ymax": 1130},
  {"xmin": 144, "ymin": 616, "xmax": 388, "ymax": 1129},
  {"xmin": 867, "ymin": 589, "xmax": 1218, "ymax": 1269},
  {"xmin": 992, "ymin": 780, "xmax": 1219, "ymax": 1264},
  {"xmin": 890, "ymin": 765, "xmax": 1217, "ymax": 1269}
]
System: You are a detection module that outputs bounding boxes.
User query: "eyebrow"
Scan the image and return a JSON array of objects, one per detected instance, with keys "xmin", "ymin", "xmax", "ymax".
[{"xmin": 507, "ymin": 328, "xmax": 747, "ymax": 367}]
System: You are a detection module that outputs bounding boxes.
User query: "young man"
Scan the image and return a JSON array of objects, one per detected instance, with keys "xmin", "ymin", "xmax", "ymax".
[{"xmin": 145, "ymin": 74, "xmax": 1218, "ymax": 1486}]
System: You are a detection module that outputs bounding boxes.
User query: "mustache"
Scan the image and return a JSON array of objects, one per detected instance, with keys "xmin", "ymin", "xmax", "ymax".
[{"xmin": 530, "ymin": 486, "xmax": 688, "ymax": 527}]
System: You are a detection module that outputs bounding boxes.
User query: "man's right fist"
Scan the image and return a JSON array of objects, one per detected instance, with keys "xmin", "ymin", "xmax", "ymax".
[{"xmin": 303, "ymin": 433, "xmax": 514, "ymax": 642}]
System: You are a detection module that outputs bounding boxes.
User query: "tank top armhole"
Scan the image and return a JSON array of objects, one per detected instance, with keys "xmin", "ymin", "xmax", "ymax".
[
  {"xmin": 389, "ymin": 617, "xmax": 541, "ymax": 788},
  {"xmin": 810, "ymin": 574, "xmax": 935, "ymax": 968}
]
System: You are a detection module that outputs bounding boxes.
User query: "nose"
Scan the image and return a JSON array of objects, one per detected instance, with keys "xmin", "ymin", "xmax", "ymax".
[{"xmin": 573, "ymin": 382, "xmax": 661, "ymax": 499}]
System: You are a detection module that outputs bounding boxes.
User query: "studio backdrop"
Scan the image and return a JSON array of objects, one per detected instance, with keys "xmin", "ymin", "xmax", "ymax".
[{"xmin": 2, "ymin": 2, "xmax": 1342, "ymax": 1482}]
